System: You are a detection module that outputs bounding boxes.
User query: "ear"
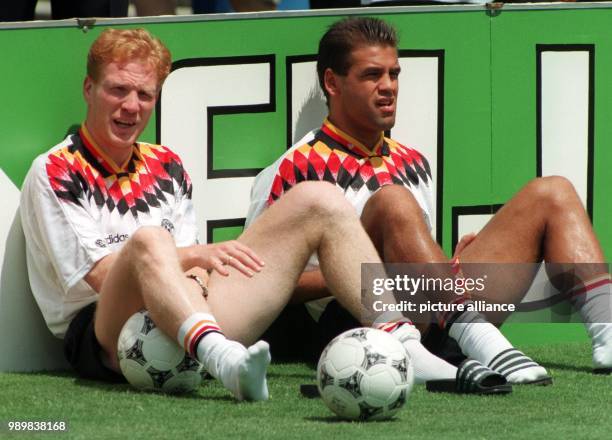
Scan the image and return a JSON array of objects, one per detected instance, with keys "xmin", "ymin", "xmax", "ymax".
[
  {"xmin": 83, "ymin": 76, "xmax": 94, "ymax": 102},
  {"xmin": 323, "ymin": 68, "xmax": 341, "ymax": 99}
]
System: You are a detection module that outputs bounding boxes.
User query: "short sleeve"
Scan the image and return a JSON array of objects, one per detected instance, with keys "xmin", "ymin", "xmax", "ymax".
[
  {"xmin": 167, "ymin": 154, "xmax": 198, "ymax": 247},
  {"xmin": 21, "ymin": 155, "xmax": 110, "ymax": 293},
  {"xmin": 171, "ymin": 185, "xmax": 198, "ymax": 247}
]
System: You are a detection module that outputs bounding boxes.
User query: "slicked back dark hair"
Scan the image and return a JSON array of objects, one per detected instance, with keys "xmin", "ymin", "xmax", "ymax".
[{"xmin": 317, "ymin": 17, "xmax": 398, "ymax": 101}]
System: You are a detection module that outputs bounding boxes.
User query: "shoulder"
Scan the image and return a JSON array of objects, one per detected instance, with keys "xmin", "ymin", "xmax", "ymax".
[
  {"xmin": 386, "ymin": 137, "xmax": 429, "ymax": 162},
  {"xmin": 283, "ymin": 128, "xmax": 338, "ymax": 161},
  {"xmin": 25, "ymin": 135, "xmax": 77, "ymax": 185},
  {"xmin": 137, "ymin": 142, "xmax": 190, "ymax": 179},
  {"xmin": 137, "ymin": 142, "xmax": 184, "ymax": 164}
]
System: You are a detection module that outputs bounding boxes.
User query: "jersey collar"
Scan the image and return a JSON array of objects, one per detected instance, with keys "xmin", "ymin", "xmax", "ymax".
[
  {"xmin": 79, "ymin": 123, "xmax": 137, "ymax": 174},
  {"xmin": 320, "ymin": 118, "xmax": 387, "ymax": 158}
]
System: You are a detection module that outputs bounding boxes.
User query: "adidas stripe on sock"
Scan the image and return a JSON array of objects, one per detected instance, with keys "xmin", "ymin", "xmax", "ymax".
[{"xmin": 488, "ymin": 348, "xmax": 544, "ymax": 379}]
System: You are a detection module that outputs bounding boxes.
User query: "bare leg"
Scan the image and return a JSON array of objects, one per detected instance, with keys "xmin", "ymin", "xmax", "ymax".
[
  {"xmin": 458, "ymin": 176, "xmax": 611, "ymax": 371},
  {"xmin": 360, "ymin": 184, "xmax": 456, "ymax": 332},
  {"xmin": 458, "ymin": 176, "xmax": 606, "ymax": 296},
  {"xmin": 359, "ymin": 184, "xmax": 550, "ymax": 383},
  {"xmin": 205, "ymin": 181, "xmax": 384, "ymax": 344},
  {"xmin": 95, "ymin": 226, "xmax": 206, "ymax": 365}
]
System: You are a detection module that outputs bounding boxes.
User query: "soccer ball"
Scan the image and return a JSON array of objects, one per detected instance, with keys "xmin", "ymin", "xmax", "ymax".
[
  {"xmin": 117, "ymin": 310, "xmax": 206, "ymax": 393},
  {"xmin": 317, "ymin": 328, "xmax": 414, "ymax": 421}
]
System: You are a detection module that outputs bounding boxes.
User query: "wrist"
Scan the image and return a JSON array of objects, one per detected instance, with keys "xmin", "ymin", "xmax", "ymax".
[{"xmin": 179, "ymin": 245, "xmax": 200, "ymax": 271}]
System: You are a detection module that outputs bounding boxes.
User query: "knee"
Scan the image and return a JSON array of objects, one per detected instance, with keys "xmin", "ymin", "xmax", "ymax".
[
  {"xmin": 525, "ymin": 176, "xmax": 580, "ymax": 211},
  {"xmin": 126, "ymin": 226, "xmax": 173, "ymax": 263},
  {"xmin": 362, "ymin": 185, "xmax": 425, "ymax": 231},
  {"xmin": 285, "ymin": 181, "xmax": 355, "ymax": 219}
]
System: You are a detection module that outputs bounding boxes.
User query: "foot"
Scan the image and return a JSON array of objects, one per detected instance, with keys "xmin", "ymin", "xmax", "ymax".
[
  {"xmin": 198, "ymin": 334, "xmax": 271, "ymax": 401},
  {"xmin": 392, "ymin": 324, "xmax": 457, "ymax": 384},
  {"xmin": 488, "ymin": 348, "xmax": 552, "ymax": 385},
  {"xmin": 590, "ymin": 323, "xmax": 612, "ymax": 373},
  {"xmin": 449, "ymin": 313, "xmax": 550, "ymax": 385},
  {"xmin": 233, "ymin": 341, "xmax": 271, "ymax": 401}
]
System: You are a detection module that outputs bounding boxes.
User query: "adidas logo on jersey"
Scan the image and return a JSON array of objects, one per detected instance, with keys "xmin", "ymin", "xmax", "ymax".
[
  {"xmin": 95, "ymin": 233, "xmax": 130, "ymax": 248},
  {"xmin": 161, "ymin": 219, "xmax": 175, "ymax": 234}
]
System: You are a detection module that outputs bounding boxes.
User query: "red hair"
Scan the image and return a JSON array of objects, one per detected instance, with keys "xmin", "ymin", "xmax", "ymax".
[{"xmin": 87, "ymin": 28, "xmax": 171, "ymax": 88}]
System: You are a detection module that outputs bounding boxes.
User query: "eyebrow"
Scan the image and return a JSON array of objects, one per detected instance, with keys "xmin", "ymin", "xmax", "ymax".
[{"xmin": 106, "ymin": 81, "xmax": 157, "ymax": 95}]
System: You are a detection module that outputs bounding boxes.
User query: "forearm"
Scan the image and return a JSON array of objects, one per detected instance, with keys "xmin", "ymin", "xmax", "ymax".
[{"xmin": 84, "ymin": 252, "xmax": 119, "ymax": 293}]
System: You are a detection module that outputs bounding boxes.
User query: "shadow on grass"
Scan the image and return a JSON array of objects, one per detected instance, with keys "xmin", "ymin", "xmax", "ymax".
[
  {"xmin": 22, "ymin": 370, "xmax": 72, "ymax": 378},
  {"xmin": 268, "ymin": 371, "xmax": 314, "ymax": 380},
  {"xmin": 22, "ymin": 371, "xmax": 253, "ymax": 402},
  {"xmin": 56, "ymin": 376, "xmax": 234, "ymax": 402},
  {"xmin": 540, "ymin": 361, "xmax": 593, "ymax": 374},
  {"xmin": 305, "ymin": 416, "xmax": 399, "ymax": 424}
]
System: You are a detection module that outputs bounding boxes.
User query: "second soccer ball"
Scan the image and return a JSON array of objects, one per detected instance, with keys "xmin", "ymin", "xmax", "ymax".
[
  {"xmin": 117, "ymin": 310, "xmax": 206, "ymax": 394},
  {"xmin": 317, "ymin": 327, "xmax": 414, "ymax": 421}
]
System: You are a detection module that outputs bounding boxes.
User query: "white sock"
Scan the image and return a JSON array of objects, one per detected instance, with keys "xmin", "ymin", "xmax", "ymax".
[
  {"xmin": 569, "ymin": 274, "xmax": 612, "ymax": 370},
  {"xmin": 177, "ymin": 313, "xmax": 271, "ymax": 400},
  {"xmin": 197, "ymin": 336, "xmax": 271, "ymax": 401},
  {"xmin": 373, "ymin": 314, "xmax": 457, "ymax": 384},
  {"xmin": 449, "ymin": 310, "xmax": 549, "ymax": 384}
]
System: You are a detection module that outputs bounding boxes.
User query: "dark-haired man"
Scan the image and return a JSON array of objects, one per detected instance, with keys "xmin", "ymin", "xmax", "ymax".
[{"xmin": 248, "ymin": 16, "xmax": 612, "ymax": 380}]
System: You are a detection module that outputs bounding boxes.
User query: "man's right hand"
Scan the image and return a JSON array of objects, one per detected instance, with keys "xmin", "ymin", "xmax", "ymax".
[
  {"xmin": 186, "ymin": 241, "xmax": 265, "ymax": 278},
  {"xmin": 453, "ymin": 232, "xmax": 477, "ymax": 259}
]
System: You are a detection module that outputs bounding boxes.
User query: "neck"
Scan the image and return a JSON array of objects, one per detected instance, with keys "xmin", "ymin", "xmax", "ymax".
[
  {"xmin": 83, "ymin": 123, "xmax": 133, "ymax": 168},
  {"xmin": 327, "ymin": 116, "xmax": 381, "ymax": 151},
  {"xmin": 104, "ymin": 147, "xmax": 133, "ymax": 169}
]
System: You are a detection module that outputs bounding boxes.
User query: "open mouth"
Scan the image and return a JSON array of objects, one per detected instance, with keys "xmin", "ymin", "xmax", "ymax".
[
  {"xmin": 114, "ymin": 119, "xmax": 137, "ymax": 129},
  {"xmin": 377, "ymin": 100, "xmax": 395, "ymax": 114}
]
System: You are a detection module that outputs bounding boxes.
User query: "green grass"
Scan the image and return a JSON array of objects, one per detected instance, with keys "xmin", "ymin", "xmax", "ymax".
[{"xmin": 1, "ymin": 342, "xmax": 610, "ymax": 440}]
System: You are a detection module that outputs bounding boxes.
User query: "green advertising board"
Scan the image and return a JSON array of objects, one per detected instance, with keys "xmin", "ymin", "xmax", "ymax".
[{"xmin": 2, "ymin": 5, "xmax": 612, "ymax": 250}]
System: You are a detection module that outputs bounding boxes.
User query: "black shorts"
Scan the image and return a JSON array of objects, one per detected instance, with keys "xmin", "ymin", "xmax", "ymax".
[
  {"xmin": 63, "ymin": 302, "xmax": 125, "ymax": 383},
  {"xmin": 261, "ymin": 299, "xmax": 466, "ymax": 366}
]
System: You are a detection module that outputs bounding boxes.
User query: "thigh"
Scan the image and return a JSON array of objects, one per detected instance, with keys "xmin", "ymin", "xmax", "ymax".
[
  {"xmin": 459, "ymin": 199, "xmax": 543, "ymax": 265},
  {"xmin": 457, "ymin": 187, "xmax": 544, "ymax": 304},
  {"xmin": 205, "ymin": 192, "xmax": 317, "ymax": 344}
]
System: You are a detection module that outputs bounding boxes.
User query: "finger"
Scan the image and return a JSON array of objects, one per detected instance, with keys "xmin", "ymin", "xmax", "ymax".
[
  {"xmin": 231, "ymin": 248, "xmax": 264, "ymax": 273},
  {"xmin": 462, "ymin": 232, "xmax": 477, "ymax": 243},
  {"xmin": 210, "ymin": 257, "xmax": 230, "ymax": 277},
  {"xmin": 454, "ymin": 233, "xmax": 477, "ymax": 257},
  {"xmin": 226, "ymin": 256, "xmax": 254, "ymax": 277},
  {"xmin": 233, "ymin": 243, "xmax": 265, "ymax": 268}
]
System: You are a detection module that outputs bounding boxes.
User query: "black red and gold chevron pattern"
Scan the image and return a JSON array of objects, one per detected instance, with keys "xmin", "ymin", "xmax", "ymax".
[
  {"xmin": 268, "ymin": 119, "xmax": 431, "ymax": 205},
  {"xmin": 46, "ymin": 126, "xmax": 191, "ymax": 218}
]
